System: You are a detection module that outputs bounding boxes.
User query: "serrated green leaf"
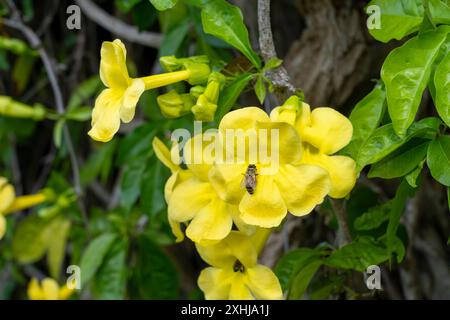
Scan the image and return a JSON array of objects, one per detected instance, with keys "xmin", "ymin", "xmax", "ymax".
[
  {"xmin": 254, "ymin": 76, "xmax": 266, "ymax": 104},
  {"xmin": 427, "ymin": 135, "xmax": 450, "ymax": 186},
  {"xmin": 79, "ymin": 233, "xmax": 117, "ymax": 287},
  {"xmin": 149, "ymin": 0, "xmax": 178, "ymax": 11},
  {"xmin": 356, "ymin": 117, "xmax": 441, "ymax": 170},
  {"xmin": 367, "ymin": 0, "xmax": 424, "ymax": 43},
  {"xmin": 342, "ymin": 85, "xmax": 386, "ymax": 159},
  {"xmin": 368, "ymin": 140, "xmax": 429, "ymax": 179},
  {"xmin": 381, "ymin": 27, "xmax": 449, "ymax": 136},
  {"xmin": 434, "ymin": 50, "xmax": 450, "ymax": 127},
  {"xmin": 201, "ymin": 0, "xmax": 260, "ymax": 68}
]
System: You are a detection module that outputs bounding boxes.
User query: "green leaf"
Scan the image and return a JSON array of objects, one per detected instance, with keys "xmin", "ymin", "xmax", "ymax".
[
  {"xmin": 405, "ymin": 159, "xmax": 425, "ymax": 187},
  {"xmin": 274, "ymin": 247, "xmax": 324, "ymax": 292},
  {"xmin": 381, "ymin": 27, "xmax": 449, "ymax": 135},
  {"xmin": 80, "ymin": 140, "xmax": 117, "ymax": 186},
  {"xmin": 47, "ymin": 218, "xmax": 71, "ymax": 279},
  {"xmin": 342, "ymin": 85, "xmax": 386, "ymax": 158},
  {"xmin": 92, "ymin": 239, "xmax": 128, "ymax": 299},
  {"xmin": 254, "ymin": 76, "xmax": 266, "ymax": 104},
  {"xmin": 263, "ymin": 57, "xmax": 283, "ymax": 71},
  {"xmin": 67, "ymin": 76, "xmax": 102, "ymax": 110},
  {"xmin": 201, "ymin": 0, "xmax": 261, "ymax": 68},
  {"xmin": 386, "ymin": 179, "xmax": 415, "ymax": 257},
  {"xmin": 141, "ymin": 159, "xmax": 168, "ymax": 217},
  {"xmin": 368, "ymin": 140, "xmax": 429, "ymax": 179},
  {"xmin": 429, "ymin": 0, "xmax": 450, "ymax": 24},
  {"xmin": 160, "ymin": 18, "xmax": 190, "ymax": 57},
  {"xmin": 354, "ymin": 203, "xmax": 391, "ymax": 231},
  {"xmin": 115, "ymin": 0, "xmax": 141, "ymax": 13},
  {"xmin": 367, "ymin": 0, "xmax": 424, "ymax": 43},
  {"xmin": 434, "ymin": 50, "xmax": 450, "ymax": 127},
  {"xmin": 149, "ymin": 0, "xmax": 178, "ymax": 11},
  {"xmin": 427, "ymin": 135, "xmax": 450, "ymax": 186},
  {"xmin": 288, "ymin": 260, "xmax": 322, "ymax": 300},
  {"xmin": 120, "ymin": 160, "xmax": 147, "ymax": 210},
  {"xmin": 64, "ymin": 106, "xmax": 92, "ymax": 122},
  {"xmin": 326, "ymin": 237, "xmax": 390, "ymax": 272},
  {"xmin": 12, "ymin": 215, "xmax": 55, "ymax": 264},
  {"xmin": 12, "ymin": 54, "xmax": 36, "ymax": 94},
  {"xmin": 216, "ymin": 73, "xmax": 253, "ymax": 120},
  {"xmin": 79, "ymin": 233, "xmax": 117, "ymax": 287},
  {"xmin": 131, "ymin": 235, "xmax": 179, "ymax": 299},
  {"xmin": 53, "ymin": 119, "xmax": 65, "ymax": 148},
  {"xmin": 356, "ymin": 117, "xmax": 441, "ymax": 170}
]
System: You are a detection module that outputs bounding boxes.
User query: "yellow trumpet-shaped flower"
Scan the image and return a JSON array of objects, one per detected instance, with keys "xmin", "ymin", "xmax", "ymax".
[
  {"xmin": 209, "ymin": 107, "xmax": 332, "ymax": 228},
  {"xmin": 197, "ymin": 231, "xmax": 282, "ymax": 300},
  {"xmin": 27, "ymin": 278, "xmax": 74, "ymax": 300},
  {"xmin": 271, "ymin": 97, "xmax": 357, "ymax": 198},
  {"xmin": 89, "ymin": 40, "xmax": 211, "ymax": 142},
  {"xmin": 154, "ymin": 133, "xmax": 253, "ymax": 244},
  {"xmin": 0, "ymin": 177, "xmax": 49, "ymax": 239}
]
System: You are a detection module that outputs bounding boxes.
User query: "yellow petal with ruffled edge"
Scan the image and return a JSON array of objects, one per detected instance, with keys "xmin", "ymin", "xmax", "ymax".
[
  {"xmin": 229, "ymin": 274, "xmax": 254, "ymax": 300},
  {"xmin": 209, "ymin": 163, "xmax": 247, "ymax": 204},
  {"xmin": 99, "ymin": 39, "xmax": 129, "ymax": 89},
  {"xmin": 196, "ymin": 231, "xmax": 257, "ymax": 268},
  {"xmin": 183, "ymin": 132, "xmax": 217, "ymax": 181},
  {"xmin": 153, "ymin": 137, "xmax": 179, "ymax": 173},
  {"xmin": 0, "ymin": 215, "xmax": 6, "ymax": 240},
  {"xmin": 28, "ymin": 278, "xmax": 44, "ymax": 300},
  {"xmin": 119, "ymin": 78, "xmax": 145, "ymax": 123},
  {"xmin": 246, "ymin": 265, "xmax": 283, "ymax": 300},
  {"xmin": 296, "ymin": 107, "xmax": 353, "ymax": 155},
  {"xmin": 239, "ymin": 175, "xmax": 287, "ymax": 228},
  {"xmin": 275, "ymin": 164, "xmax": 331, "ymax": 217},
  {"xmin": 167, "ymin": 178, "xmax": 214, "ymax": 222},
  {"xmin": 88, "ymin": 89, "xmax": 122, "ymax": 142},
  {"xmin": 0, "ymin": 178, "xmax": 15, "ymax": 212},
  {"xmin": 198, "ymin": 267, "xmax": 233, "ymax": 300},
  {"xmin": 186, "ymin": 196, "xmax": 233, "ymax": 244},
  {"xmin": 302, "ymin": 145, "xmax": 357, "ymax": 198}
]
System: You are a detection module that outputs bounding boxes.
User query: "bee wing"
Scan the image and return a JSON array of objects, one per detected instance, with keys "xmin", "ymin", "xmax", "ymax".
[{"xmin": 240, "ymin": 174, "xmax": 247, "ymax": 190}]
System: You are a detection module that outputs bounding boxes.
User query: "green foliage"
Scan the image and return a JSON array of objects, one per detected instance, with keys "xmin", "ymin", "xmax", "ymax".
[
  {"xmin": 427, "ymin": 135, "xmax": 450, "ymax": 186},
  {"xmin": 434, "ymin": 50, "xmax": 450, "ymax": 126},
  {"xmin": 150, "ymin": 0, "xmax": 178, "ymax": 11}
]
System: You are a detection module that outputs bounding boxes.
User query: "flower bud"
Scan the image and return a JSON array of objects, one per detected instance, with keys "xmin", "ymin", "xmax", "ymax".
[
  {"xmin": 0, "ymin": 96, "xmax": 46, "ymax": 121},
  {"xmin": 159, "ymin": 55, "xmax": 211, "ymax": 85},
  {"xmin": 191, "ymin": 72, "xmax": 225, "ymax": 122},
  {"xmin": 157, "ymin": 90, "xmax": 195, "ymax": 119}
]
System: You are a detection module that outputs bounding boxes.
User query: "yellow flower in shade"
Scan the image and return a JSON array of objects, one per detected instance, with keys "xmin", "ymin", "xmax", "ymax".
[
  {"xmin": 271, "ymin": 97, "xmax": 357, "ymax": 198},
  {"xmin": 89, "ymin": 40, "xmax": 211, "ymax": 142},
  {"xmin": 0, "ymin": 177, "xmax": 49, "ymax": 239},
  {"xmin": 209, "ymin": 107, "xmax": 332, "ymax": 228},
  {"xmin": 154, "ymin": 134, "xmax": 253, "ymax": 244},
  {"xmin": 27, "ymin": 278, "xmax": 74, "ymax": 300},
  {"xmin": 197, "ymin": 231, "xmax": 282, "ymax": 300}
]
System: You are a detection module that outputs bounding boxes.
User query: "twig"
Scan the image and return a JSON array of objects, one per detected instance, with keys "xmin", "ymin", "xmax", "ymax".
[
  {"xmin": 331, "ymin": 199, "xmax": 352, "ymax": 247},
  {"xmin": 3, "ymin": 3, "xmax": 88, "ymax": 227},
  {"xmin": 257, "ymin": 0, "xmax": 296, "ymax": 104},
  {"xmin": 74, "ymin": 0, "xmax": 162, "ymax": 48}
]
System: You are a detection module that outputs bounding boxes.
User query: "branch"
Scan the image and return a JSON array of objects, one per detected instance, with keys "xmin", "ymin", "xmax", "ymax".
[
  {"xmin": 257, "ymin": 0, "xmax": 296, "ymax": 103},
  {"xmin": 331, "ymin": 199, "xmax": 352, "ymax": 247},
  {"xmin": 75, "ymin": 0, "xmax": 162, "ymax": 48}
]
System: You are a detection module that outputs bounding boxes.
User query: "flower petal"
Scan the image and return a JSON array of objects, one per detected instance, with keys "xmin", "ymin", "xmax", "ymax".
[
  {"xmin": 246, "ymin": 265, "xmax": 283, "ymax": 300},
  {"xmin": 58, "ymin": 285, "xmax": 74, "ymax": 300},
  {"xmin": 209, "ymin": 163, "xmax": 247, "ymax": 204},
  {"xmin": 219, "ymin": 107, "xmax": 270, "ymax": 132},
  {"xmin": 198, "ymin": 267, "xmax": 233, "ymax": 300},
  {"xmin": 296, "ymin": 107, "xmax": 353, "ymax": 155},
  {"xmin": 99, "ymin": 40, "xmax": 129, "ymax": 89},
  {"xmin": 0, "ymin": 177, "xmax": 15, "ymax": 212},
  {"xmin": 275, "ymin": 164, "xmax": 331, "ymax": 216},
  {"xmin": 302, "ymin": 146, "xmax": 357, "ymax": 198},
  {"xmin": 0, "ymin": 215, "xmax": 6, "ymax": 240},
  {"xmin": 168, "ymin": 178, "xmax": 214, "ymax": 222},
  {"xmin": 229, "ymin": 274, "xmax": 254, "ymax": 300},
  {"xmin": 27, "ymin": 278, "xmax": 44, "ymax": 300},
  {"xmin": 119, "ymin": 78, "xmax": 145, "ymax": 123},
  {"xmin": 153, "ymin": 137, "xmax": 179, "ymax": 173},
  {"xmin": 169, "ymin": 218, "xmax": 185, "ymax": 243},
  {"xmin": 88, "ymin": 89, "xmax": 122, "ymax": 142},
  {"xmin": 183, "ymin": 133, "xmax": 216, "ymax": 181},
  {"xmin": 239, "ymin": 175, "xmax": 287, "ymax": 228},
  {"xmin": 41, "ymin": 278, "xmax": 60, "ymax": 300},
  {"xmin": 186, "ymin": 196, "xmax": 233, "ymax": 243}
]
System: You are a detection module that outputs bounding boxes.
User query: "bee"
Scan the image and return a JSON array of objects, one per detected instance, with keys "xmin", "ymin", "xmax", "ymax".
[{"xmin": 242, "ymin": 164, "xmax": 258, "ymax": 195}]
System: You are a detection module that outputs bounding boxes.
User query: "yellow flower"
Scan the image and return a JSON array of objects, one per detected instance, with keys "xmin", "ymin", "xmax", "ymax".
[
  {"xmin": 89, "ymin": 40, "xmax": 211, "ymax": 142},
  {"xmin": 157, "ymin": 90, "xmax": 195, "ymax": 118},
  {"xmin": 27, "ymin": 278, "xmax": 74, "ymax": 300},
  {"xmin": 209, "ymin": 107, "xmax": 332, "ymax": 228},
  {"xmin": 154, "ymin": 134, "xmax": 253, "ymax": 244},
  {"xmin": 0, "ymin": 177, "xmax": 49, "ymax": 239},
  {"xmin": 197, "ymin": 231, "xmax": 282, "ymax": 300},
  {"xmin": 271, "ymin": 97, "xmax": 357, "ymax": 198}
]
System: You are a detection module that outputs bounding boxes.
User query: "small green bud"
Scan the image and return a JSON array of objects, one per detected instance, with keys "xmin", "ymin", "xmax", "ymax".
[
  {"xmin": 0, "ymin": 96, "xmax": 47, "ymax": 120},
  {"xmin": 190, "ymin": 86, "xmax": 205, "ymax": 99},
  {"xmin": 191, "ymin": 95, "xmax": 218, "ymax": 122},
  {"xmin": 157, "ymin": 90, "xmax": 194, "ymax": 119},
  {"xmin": 184, "ymin": 62, "xmax": 211, "ymax": 85}
]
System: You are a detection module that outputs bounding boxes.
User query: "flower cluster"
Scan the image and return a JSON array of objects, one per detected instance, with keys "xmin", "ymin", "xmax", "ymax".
[{"xmin": 153, "ymin": 95, "xmax": 357, "ymax": 300}]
